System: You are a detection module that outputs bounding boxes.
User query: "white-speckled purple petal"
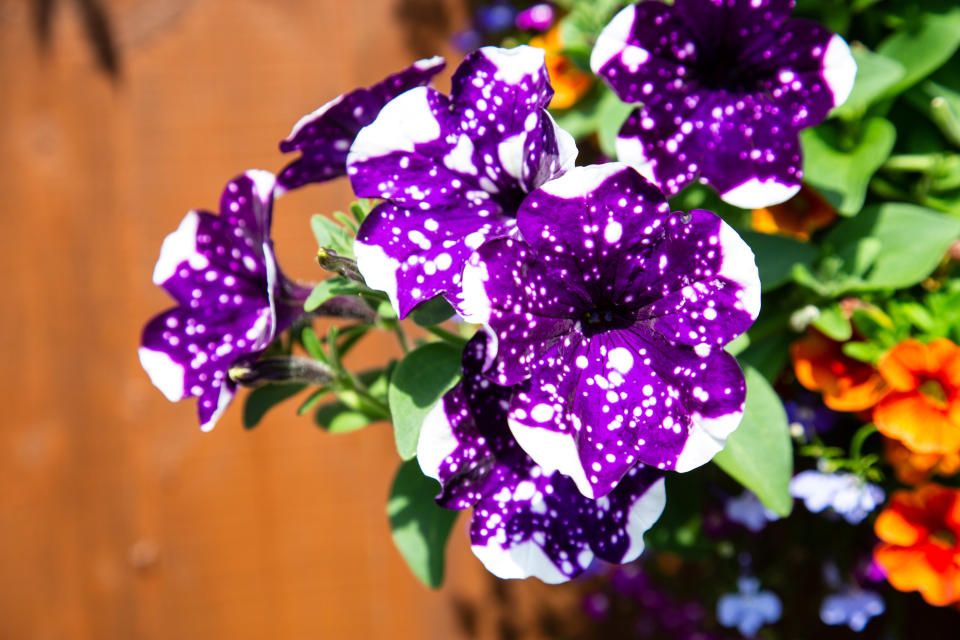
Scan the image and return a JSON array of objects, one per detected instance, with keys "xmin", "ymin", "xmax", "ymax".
[
  {"xmin": 594, "ymin": 0, "xmax": 854, "ymax": 208},
  {"xmin": 417, "ymin": 334, "xmax": 666, "ymax": 583},
  {"xmin": 463, "ymin": 164, "xmax": 755, "ymax": 496},
  {"xmin": 140, "ymin": 171, "xmax": 308, "ymax": 431},
  {"xmin": 278, "ymin": 57, "xmax": 445, "ymax": 192},
  {"xmin": 348, "ymin": 46, "xmax": 577, "ymax": 318}
]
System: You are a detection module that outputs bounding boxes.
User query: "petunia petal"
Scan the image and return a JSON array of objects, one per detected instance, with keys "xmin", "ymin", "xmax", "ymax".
[
  {"xmin": 278, "ymin": 56, "xmax": 445, "ymax": 192},
  {"xmin": 417, "ymin": 334, "xmax": 666, "ymax": 582}
]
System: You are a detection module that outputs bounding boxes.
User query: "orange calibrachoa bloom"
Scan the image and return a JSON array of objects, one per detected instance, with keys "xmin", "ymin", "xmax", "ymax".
[
  {"xmin": 874, "ymin": 484, "xmax": 960, "ymax": 606},
  {"xmin": 884, "ymin": 438, "xmax": 960, "ymax": 485},
  {"xmin": 791, "ymin": 330, "xmax": 888, "ymax": 411},
  {"xmin": 529, "ymin": 26, "xmax": 592, "ymax": 110},
  {"xmin": 874, "ymin": 339, "xmax": 960, "ymax": 455},
  {"xmin": 750, "ymin": 185, "xmax": 836, "ymax": 241}
]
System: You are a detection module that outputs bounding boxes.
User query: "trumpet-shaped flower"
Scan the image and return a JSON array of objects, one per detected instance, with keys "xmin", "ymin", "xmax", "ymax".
[
  {"xmin": 460, "ymin": 163, "xmax": 760, "ymax": 498},
  {"xmin": 417, "ymin": 334, "xmax": 666, "ymax": 583},
  {"xmin": 591, "ymin": 0, "xmax": 856, "ymax": 208},
  {"xmin": 139, "ymin": 171, "xmax": 310, "ymax": 431}
]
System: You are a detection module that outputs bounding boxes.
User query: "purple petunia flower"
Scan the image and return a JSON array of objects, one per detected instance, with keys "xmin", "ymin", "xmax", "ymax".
[
  {"xmin": 790, "ymin": 470, "xmax": 884, "ymax": 525},
  {"xmin": 139, "ymin": 171, "xmax": 311, "ymax": 431},
  {"xmin": 717, "ymin": 577, "xmax": 782, "ymax": 637},
  {"xmin": 516, "ymin": 3, "xmax": 555, "ymax": 32},
  {"xmin": 277, "ymin": 56, "xmax": 446, "ymax": 193},
  {"xmin": 417, "ymin": 333, "xmax": 666, "ymax": 583},
  {"xmin": 346, "ymin": 45, "xmax": 577, "ymax": 318},
  {"xmin": 459, "ymin": 163, "xmax": 759, "ymax": 498},
  {"xmin": 725, "ymin": 490, "xmax": 779, "ymax": 533},
  {"xmin": 820, "ymin": 588, "xmax": 884, "ymax": 632},
  {"xmin": 590, "ymin": 0, "xmax": 856, "ymax": 208}
]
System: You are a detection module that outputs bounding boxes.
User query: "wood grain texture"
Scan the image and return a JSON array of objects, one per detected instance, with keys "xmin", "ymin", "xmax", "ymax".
[{"xmin": 0, "ymin": 1, "xmax": 588, "ymax": 638}]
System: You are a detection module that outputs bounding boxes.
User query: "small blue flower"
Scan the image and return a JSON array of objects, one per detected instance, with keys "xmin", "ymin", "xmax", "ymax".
[
  {"xmin": 790, "ymin": 470, "xmax": 884, "ymax": 525},
  {"xmin": 717, "ymin": 577, "xmax": 782, "ymax": 637},
  {"xmin": 820, "ymin": 588, "xmax": 884, "ymax": 632},
  {"xmin": 725, "ymin": 491, "xmax": 779, "ymax": 533}
]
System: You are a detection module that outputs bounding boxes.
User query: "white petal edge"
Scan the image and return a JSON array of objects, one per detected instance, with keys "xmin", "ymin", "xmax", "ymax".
[
  {"xmin": 674, "ymin": 408, "xmax": 745, "ymax": 473},
  {"xmin": 480, "ymin": 45, "xmax": 546, "ymax": 85},
  {"xmin": 457, "ymin": 252, "xmax": 493, "ymax": 325},
  {"xmin": 590, "ymin": 4, "xmax": 637, "ymax": 74},
  {"xmin": 507, "ymin": 415, "xmax": 594, "ymax": 498},
  {"xmin": 200, "ymin": 384, "xmax": 235, "ymax": 433},
  {"xmin": 472, "ymin": 535, "xmax": 577, "ymax": 584},
  {"xmin": 547, "ymin": 110, "xmax": 579, "ymax": 176},
  {"xmin": 138, "ymin": 347, "xmax": 187, "ymax": 402},
  {"xmin": 619, "ymin": 475, "xmax": 667, "ymax": 563},
  {"xmin": 717, "ymin": 220, "xmax": 762, "ymax": 320},
  {"xmin": 538, "ymin": 162, "xmax": 628, "ymax": 200},
  {"xmin": 346, "ymin": 87, "xmax": 442, "ymax": 166},
  {"xmin": 354, "ymin": 239, "xmax": 402, "ymax": 316},
  {"xmin": 720, "ymin": 177, "xmax": 801, "ymax": 209},
  {"xmin": 152, "ymin": 210, "xmax": 208, "ymax": 285},
  {"xmin": 283, "ymin": 94, "xmax": 346, "ymax": 145},
  {"xmin": 615, "ymin": 135, "xmax": 660, "ymax": 185},
  {"xmin": 416, "ymin": 397, "xmax": 460, "ymax": 483},
  {"xmin": 413, "ymin": 55, "xmax": 446, "ymax": 72},
  {"xmin": 823, "ymin": 34, "xmax": 857, "ymax": 109},
  {"xmin": 259, "ymin": 241, "xmax": 281, "ymax": 348},
  {"xmin": 244, "ymin": 169, "xmax": 277, "ymax": 212}
]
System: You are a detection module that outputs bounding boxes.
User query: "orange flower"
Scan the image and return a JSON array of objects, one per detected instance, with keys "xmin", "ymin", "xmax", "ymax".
[
  {"xmin": 874, "ymin": 484, "xmax": 960, "ymax": 606},
  {"xmin": 791, "ymin": 330, "xmax": 887, "ymax": 412},
  {"xmin": 874, "ymin": 339, "xmax": 960, "ymax": 455},
  {"xmin": 884, "ymin": 438, "xmax": 960, "ymax": 485},
  {"xmin": 750, "ymin": 185, "xmax": 837, "ymax": 241},
  {"xmin": 529, "ymin": 26, "xmax": 592, "ymax": 110}
]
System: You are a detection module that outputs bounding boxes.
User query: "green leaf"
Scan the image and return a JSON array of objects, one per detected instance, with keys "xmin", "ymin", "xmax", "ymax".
[
  {"xmin": 801, "ymin": 117, "xmax": 896, "ymax": 215},
  {"xmin": 315, "ymin": 401, "xmax": 371, "ymax": 433},
  {"xmin": 310, "ymin": 214, "xmax": 354, "ymax": 258},
  {"xmin": 596, "ymin": 88, "xmax": 635, "ymax": 158},
  {"xmin": 812, "ymin": 304, "xmax": 852, "ymax": 342},
  {"xmin": 243, "ymin": 383, "xmax": 307, "ymax": 429},
  {"xmin": 713, "ymin": 366, "xmax": 793, "ymax": 516},
  {"xmin": 410, "ymin": 296, "xmax": 456, "ymax": 327},
  {"xmin": 387, "ymin": 458, "xmax": 459, "ymax": 588},
  {"xmin": 830, "ymin": 45, "xmax": 906, "ymax": 121},
  {"xmin": 387, "ymin": 342, "xmax": 464, "ymax": 459},
  {"xmin": 738, "ymin": 230, "xmax": 819, "ymax": 292},
  {"xmin": 304, "ymin": 277, "xmax": 366, "ymax": 312},
  {"xmin": 876, "ymin": 8, "xmax": 960, "ymax": 99},
  {"xmin": 826, "ymin": 203, "xmax": 960, "ymax": 290}
]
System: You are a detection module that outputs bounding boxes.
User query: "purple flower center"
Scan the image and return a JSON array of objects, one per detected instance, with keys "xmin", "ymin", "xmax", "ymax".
[
  {"xmin": 694, "ymin": 50, "xmax": 761, "ymax": 93},
  {"xmin": 581, "ymin": 305, "xmax": 635, "ymax": 337}
]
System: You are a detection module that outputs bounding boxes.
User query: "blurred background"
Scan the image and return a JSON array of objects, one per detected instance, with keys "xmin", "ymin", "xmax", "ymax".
[{"xmin": 0, "ymin": 1, "xmax": 585, "ymax": 638}]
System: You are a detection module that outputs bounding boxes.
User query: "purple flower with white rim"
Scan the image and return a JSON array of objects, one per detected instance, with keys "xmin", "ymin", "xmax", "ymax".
[
  {"xmin": 790, "ymin": 470, "xmax": 884, "ymax": 525},
  {"xmin": 820, "ymin": 588, "xmax": 884, "ymax": 632},
  {"xmin": 346, "ymin": 45, "xmax": 577, "ymax": 318},
  {"xmin": 460, "ymin": 163, "xmax": 760, "ymax": 498},
  {"xmin": 717, "ymin": 577, "xmax": 782, "ymax": 637},
  {"xmin": 725, "ymin": 490, "xmax": 779, "ymax": 533},
  {"xmin": 277, "ymin": 56, "xmax": 446, "ymax": 193},
  {"xmin": 590, "ymin": 0, "xmax": 857, "ymax": 208},
  {"xmin": 417, "ymin": 333, "xmax": 666, "ymax": 583},
  {"xmin": 139, "ymin": 171, "xmax": 311, "ymax": 431}
]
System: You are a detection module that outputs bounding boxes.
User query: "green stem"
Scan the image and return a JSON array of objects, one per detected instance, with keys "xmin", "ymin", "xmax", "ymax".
[
  {"xmin": 850, "ymin": 423, "xmax": 878, "ymax": 463},
  {"xmin": 426, "ymin": 325, "xmax": 469, "ymax": 346}
]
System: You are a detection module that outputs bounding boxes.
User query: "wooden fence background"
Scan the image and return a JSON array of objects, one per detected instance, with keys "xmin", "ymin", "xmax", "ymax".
[{"xmin": 0, "ymin": 1, "xmax": 581, "ymax": 638}]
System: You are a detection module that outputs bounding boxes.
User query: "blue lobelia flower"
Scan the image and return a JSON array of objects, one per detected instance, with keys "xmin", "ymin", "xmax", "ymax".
[
  {"xmin": 725, "ymin": 490, "xmax": 780, "ymax": 533},
  {"xmin": 417, "ymin": 333, "xmax": 666, "ymax": 583},
  {"xmin": 820, "ymin": 588, "xmax": 885, "ymax": 632},
  {"xmin": 277, "ymin": 56, "xmax": 446, "ymax": 193},
  {"xmin": 717, "ymin": 577, "xmax": 782, "ymax": 637},
  {"xmin": 139, "ymin": 171, "xmax": 312, "ymax": 431},
  {"xmin": 459, "ymin": 163, "xmax": 760, "ymax": 498},
  {"xmin": 590, "ymin": 0, "xmax": 856, "ymax": 209},
  {"xmin": 790, "ymin": 470, "xmax": 884, "ymax": 525},
  {"xmin": 346, "ymin": 45, "xmax": 577, "ymax": 318}
]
